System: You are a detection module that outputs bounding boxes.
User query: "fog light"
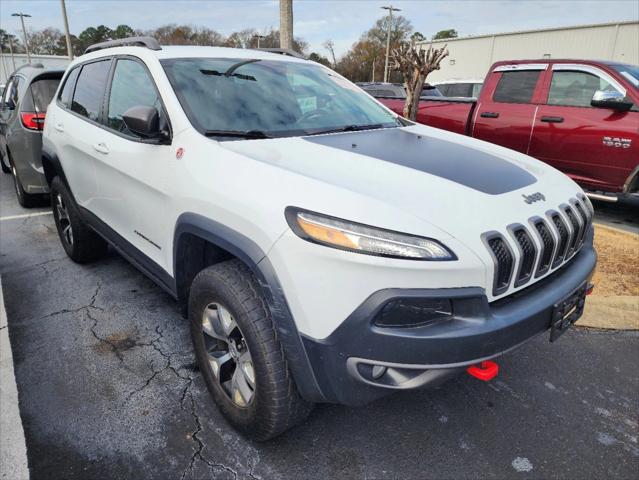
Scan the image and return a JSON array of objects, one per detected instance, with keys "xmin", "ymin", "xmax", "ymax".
[{"xmin": 374, "ymin": 298, "xmax": 452, "ymax": 328}]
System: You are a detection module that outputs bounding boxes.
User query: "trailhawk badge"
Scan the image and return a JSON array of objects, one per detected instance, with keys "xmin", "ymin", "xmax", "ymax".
[{"xmin": 522, "ymin": 192, "xmax": 545, "ymax": 204}]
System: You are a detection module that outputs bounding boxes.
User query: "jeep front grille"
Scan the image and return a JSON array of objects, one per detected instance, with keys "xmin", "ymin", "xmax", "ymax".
[
  {"xmin": 533, "ymin": 219, "xmax": 554, "ymax": 277},
  {"xmin": 550, "ymin": 213, "xmax": 569, "ymax": 268},
  {"xmin": 485, "ymin": 235, "xmax": 514, "ymax": 296},
  {"xmin": 512, "ymin": 227, "xmax": 536, "ymax": 287},
  {"xmin": 483, "ymin": 196, "xmax": 592, "ymax": 297}
]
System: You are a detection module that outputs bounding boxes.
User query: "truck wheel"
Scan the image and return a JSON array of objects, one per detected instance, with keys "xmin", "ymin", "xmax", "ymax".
[
  {"xmin": 50, "ymin": 176, "xmax": 108, "ymax": 263},
  {"xmin": 189, "ymin": 259, "xmax": 313, "ymax": 441}
]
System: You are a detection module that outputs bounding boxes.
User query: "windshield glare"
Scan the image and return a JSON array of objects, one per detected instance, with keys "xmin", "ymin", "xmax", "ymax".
[
  {"xmin": 612, "ymin": 64, "xmax": 639, "ymax": 89},
  {"xmin": 161, "ymin": 58, "xmax": 400, "ymax": 138}
]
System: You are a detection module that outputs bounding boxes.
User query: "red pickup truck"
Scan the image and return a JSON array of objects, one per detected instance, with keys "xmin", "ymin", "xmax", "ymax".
[{"xmin": 378, "ymin": 60, "xmax": 639, "ymax": 201}]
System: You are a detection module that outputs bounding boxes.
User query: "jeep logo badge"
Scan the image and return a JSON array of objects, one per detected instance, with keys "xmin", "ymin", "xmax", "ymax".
[{"xmin": 522, "ymin": 192, "xmax": 545, "ymax": 204}]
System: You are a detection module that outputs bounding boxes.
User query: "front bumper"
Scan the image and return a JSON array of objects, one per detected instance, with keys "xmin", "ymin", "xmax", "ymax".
[{"xmin": 301, "ymin": 241, "xmax": 597, "ymax": 406}]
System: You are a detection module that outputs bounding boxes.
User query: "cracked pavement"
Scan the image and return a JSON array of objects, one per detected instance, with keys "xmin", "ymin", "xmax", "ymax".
[{"xmin": 1, "ymin": 172, "xmax": 638, "ymax": 479}]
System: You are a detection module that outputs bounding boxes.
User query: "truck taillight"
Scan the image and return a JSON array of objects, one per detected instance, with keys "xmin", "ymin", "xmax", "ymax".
[{"xmin": 20, "ymin": 112, "xmax": 46, "ymax": 131}]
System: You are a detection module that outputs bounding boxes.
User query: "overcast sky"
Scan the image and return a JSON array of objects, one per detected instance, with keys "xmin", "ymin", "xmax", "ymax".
[{"xmin": 1, "ymin": 0, "xmax": 637, "ymax": 58}]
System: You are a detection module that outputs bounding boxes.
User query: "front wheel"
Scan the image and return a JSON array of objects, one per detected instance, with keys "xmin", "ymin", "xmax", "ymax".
[{"xmin": 189, "ymin": 259, "xmax": 313, "ymax": 441}]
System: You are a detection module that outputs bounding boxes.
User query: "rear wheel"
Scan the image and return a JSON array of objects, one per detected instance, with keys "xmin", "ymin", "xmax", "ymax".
[
  {"xmin": 11, "ymin": 162, "xmax": 41, "ymax": 208},
  {"xmin": 50, "ymin": 176, "xmax": 108, "ymax": 263},
  {"xmin": 1, "ymin": 151, "xmax": 10, "ymax": 174},
  {"xmin": 189, "ymin": 259, "xmax": 313, "ymax": 441}
]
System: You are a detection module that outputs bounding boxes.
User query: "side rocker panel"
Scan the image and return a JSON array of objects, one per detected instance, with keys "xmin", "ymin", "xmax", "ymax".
[{"xmin": 173, "ymin": 213, "xmax": 326, "ymax": 402}]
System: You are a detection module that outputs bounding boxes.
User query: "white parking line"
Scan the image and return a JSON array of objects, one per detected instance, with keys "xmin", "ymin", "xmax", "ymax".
[{"xmin": 0, "ymin": 211, "xmax": 52, "ymax": 222}]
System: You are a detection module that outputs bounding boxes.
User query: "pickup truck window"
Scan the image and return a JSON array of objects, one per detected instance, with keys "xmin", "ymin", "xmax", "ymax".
[
  {"xmin": 493, "ymin": 71, "xmax": 541, "ymax": 104},
  {"xmin": 548, "ymin": 71, "xmax": 617, "ymax": 108},
  {"xmin": 161, "ymin": 58, "xmax": 399, "ymax": 138}
]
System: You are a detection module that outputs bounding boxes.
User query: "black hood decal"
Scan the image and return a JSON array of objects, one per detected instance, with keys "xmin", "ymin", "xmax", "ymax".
[{"xmin": 303, "ymin": 128, "xmax": 537, "ymax": 195}]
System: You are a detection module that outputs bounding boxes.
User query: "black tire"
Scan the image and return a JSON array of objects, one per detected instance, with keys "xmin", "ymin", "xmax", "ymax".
[
  {"xmin": 11, "ymin": 162, "xmax": 42, "ymax": 208},
  {"xmin": 1, "ymin": 151, "xmax": 10, "ymax": 174},
  {"xmin": 189, "ymin": 259, "xmax": 313, "ymax": 441},
  {"xmin": 50, "ymin": 176, "xmax": 108, "ymax": 263}
]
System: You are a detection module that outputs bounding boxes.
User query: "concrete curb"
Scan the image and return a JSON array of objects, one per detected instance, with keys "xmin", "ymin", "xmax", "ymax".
[{"xmin": 0, "ymin": 277, "xmax": 29, "ymax": 480}]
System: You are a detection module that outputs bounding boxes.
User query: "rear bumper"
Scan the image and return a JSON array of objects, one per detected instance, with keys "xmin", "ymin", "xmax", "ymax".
[{"xmin": 301, "ymin": 240, "xmax": 597, "ymax": 406}]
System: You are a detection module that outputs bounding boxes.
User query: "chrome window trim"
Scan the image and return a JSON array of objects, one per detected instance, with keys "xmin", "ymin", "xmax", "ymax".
[{"xmin": 494, "ymin": 63, "xmax": 548, "ymax": 72}]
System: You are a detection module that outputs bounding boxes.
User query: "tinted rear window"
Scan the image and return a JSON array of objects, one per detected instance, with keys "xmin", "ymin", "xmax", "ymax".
[
  {"xmin": 71, "ymin": 60, "xmax": 111, "ymax": 122},
  {"xmin": 21, "ymin": 78, "xmax": 61, "ymax": 113},
  {"xmin": 59, "ymin": 67, "xmax": 80, "ymax": 109},
  {"xmin": 493, "ymin": 71, "xmax": 541, "ymax": 104}
]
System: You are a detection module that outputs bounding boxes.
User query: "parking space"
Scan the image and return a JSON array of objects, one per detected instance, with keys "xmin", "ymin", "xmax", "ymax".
[{"xmin": 0, "ymin": 172, "xmax": 638, "ymax": 479}]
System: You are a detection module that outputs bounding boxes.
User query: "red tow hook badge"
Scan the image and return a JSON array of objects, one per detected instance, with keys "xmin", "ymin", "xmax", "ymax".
[{"xmin": 467, "ymin": 360, "xmax": 499, "ymax": 381}]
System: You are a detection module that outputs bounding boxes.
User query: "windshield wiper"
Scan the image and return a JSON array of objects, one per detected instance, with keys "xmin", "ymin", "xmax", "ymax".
[
  {"xmin": 305, "ymin": 124, "xmax": 389, "ymax": 136},
  {"xmin": 204, "ymin": 129, "xmax": 272, "ymax": 139}
]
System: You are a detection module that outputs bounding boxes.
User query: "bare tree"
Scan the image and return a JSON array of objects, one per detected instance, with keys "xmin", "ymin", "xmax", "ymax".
[
  {"xmin": 391, "ymin": 42, "xmax": 448, "ymax": 120},
  {"xmin": 322, "ymin": 39, "xmax": 336, "ymax": 66},
  {"xmin": 279, "ymin": 0, "xmax": 293, "ymax": 50}
]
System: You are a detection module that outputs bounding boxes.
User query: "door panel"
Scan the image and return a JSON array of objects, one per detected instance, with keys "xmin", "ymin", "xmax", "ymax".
[
  {"xmin": 528, "ymin": 67, "xmax": 639, "ymax": 193},
  {"xmin": 90, "ymin": 57, "xmax": 173, "ymax": 270},
  {"xmin": 472, "ymin": 69, "xmax": 542, "ymax": 153}
]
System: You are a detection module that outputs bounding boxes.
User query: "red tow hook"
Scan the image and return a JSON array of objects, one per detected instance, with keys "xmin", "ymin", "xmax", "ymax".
[
  {"xmin": 585, "ymin": 282, "xmax": 595, "ymax": 296},
  {"xmin": 467, "ymin": 360, "xmax": 499, "ymax": 381}
]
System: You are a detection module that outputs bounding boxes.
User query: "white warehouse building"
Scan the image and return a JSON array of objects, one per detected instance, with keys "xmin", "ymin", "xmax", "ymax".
[
  {"xmin": 0, "ymin": 54, "xmax": 71, "ymax": 83},
  {"xmin": 419, "ymin": 21, "xmax": 639, "ymax": 83}
]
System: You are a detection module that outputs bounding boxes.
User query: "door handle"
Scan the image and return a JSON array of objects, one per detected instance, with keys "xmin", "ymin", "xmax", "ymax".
[
  {"xmin": 480, "ymin": 112, "xmax": 499, "ymax": 118},
  {"xmin": 55, "ymin": 122, "xmax": 64, "ymax": 132},
  {"xmin": 540, "ymin": 116, "xmax": 564, "ymax": 123},
  {"xmin": 93, "ymin": 142, "xmax": 109, "ymax": 154}
]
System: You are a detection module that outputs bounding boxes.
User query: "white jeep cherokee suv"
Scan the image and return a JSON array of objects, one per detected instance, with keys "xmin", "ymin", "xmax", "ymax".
[{"xmin": 42, "ymin": 37, "xmax": 597, "ymax": 440}]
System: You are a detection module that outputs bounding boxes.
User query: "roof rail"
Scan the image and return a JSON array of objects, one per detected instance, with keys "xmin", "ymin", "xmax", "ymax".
[
  {"xmin": 254, "ymin": 48, "xmax": 306, "ymax": 60},
  {"xmin": 84, "ymin": 36, "xmax": 161, "ymax": 55}
]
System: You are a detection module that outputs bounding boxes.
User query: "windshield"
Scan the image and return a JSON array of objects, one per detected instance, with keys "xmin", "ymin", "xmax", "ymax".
[
  {"xmin": 611, "ymin": 64, "xmax": 639, "ymax": 89},
  {"xmin": 161, "ymin": 58, "xmax": 400, "ymax": 138}
]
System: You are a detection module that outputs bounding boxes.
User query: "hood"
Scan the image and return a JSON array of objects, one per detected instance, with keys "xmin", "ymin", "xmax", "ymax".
[{"xmin": 220, "ymin": 125, "xmax": 582, "ymax": 243}]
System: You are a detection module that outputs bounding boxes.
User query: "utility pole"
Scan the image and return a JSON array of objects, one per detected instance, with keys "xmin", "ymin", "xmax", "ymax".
[
  {"xmin": 12, "ymin": 12, "xmax": 32, "ymax": 63},
  {"xmin": 279, "ymin": 0, "xmax": 293, "ymax": 50},
  {"xmin": 253, "ymin": 34, "xmax": 266, "ymax": 49},
  {"xmin": 372, "ymin": 58, "xmax": 376, "ymax": 82},
  {"xmin": 8, "ymin": 36, "xmax": 16, "ymax": 71},
  {"xmin": 60, "ymin": 0, "xmax": 74, "ymax": 60},
  {"xmin": 381, "ymin": 5, "xmax": 401, "ymax": 83}
]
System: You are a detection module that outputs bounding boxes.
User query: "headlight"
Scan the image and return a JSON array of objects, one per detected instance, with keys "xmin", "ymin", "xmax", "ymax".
[{"xmin": 285, "ymin": 207, "xmax": 456, "ymax": 260}]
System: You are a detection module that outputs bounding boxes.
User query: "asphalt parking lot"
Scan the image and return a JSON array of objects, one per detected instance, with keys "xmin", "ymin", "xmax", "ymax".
[{"xmin": 1, "ymin": 172, "xmax": 638, "ymax": 480}]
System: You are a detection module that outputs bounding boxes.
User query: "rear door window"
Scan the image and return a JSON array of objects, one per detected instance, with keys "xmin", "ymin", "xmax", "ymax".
[
  {"xmin": 71, "ymin": 60, "xmax": 111, "ymax": 122},
  {"xmin": 493, "ymin": 71, "xmax": 541, "ymax": 104},
  {"xmin": 21, "ymin": 78, "xmax": 61, "ymax": 113}
]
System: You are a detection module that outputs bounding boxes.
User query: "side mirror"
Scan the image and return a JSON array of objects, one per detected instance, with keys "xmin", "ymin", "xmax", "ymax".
[
  {"xmin": 591, "ymin": 90, "xmax": 632, "ymax": 111},
  {"xmin": 122, "ymin": 105, "xmax": 161, "ymax": 138},
  {"xmin": 3, "ymin": 98, "xmax": 16, "ymax": 110}
]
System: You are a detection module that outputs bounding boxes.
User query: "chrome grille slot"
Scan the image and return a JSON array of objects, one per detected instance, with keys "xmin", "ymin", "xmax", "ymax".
[
  {"xmin": 550, "ymin": 212, "xmax": 569, "ymax": 268},
  {"xmin": 533, "ymin": 219, "xmax": 554, "ymax": 277},
  {"xmin": 485, "ymin": 234, "xmax": 514, "ymax": 296},
  {"xmin": 572, "ymin": 200, "xmax": 589, "ymax": 248},
  {"xmin": 563, "ymin": 205, "xmax": 581, "ymax": 258},
  {"xmin": 511, "ymin": 226, "xmax": 536, "ymax": 287}
]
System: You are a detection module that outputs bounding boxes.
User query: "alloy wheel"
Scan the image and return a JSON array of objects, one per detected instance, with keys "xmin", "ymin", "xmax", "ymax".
[
  {"xmin": 55, "ymin": 193, "xmax": 74, "ymax": 246},
  {"xmin": 201, "ymin": 302, "xmax": 256, "ymax": 407}
]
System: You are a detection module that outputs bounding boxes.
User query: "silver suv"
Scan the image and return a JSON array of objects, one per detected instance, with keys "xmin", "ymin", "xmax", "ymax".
[{"xmin": 0, "ymin": 64, "xmax": 64, "ymax": 207}]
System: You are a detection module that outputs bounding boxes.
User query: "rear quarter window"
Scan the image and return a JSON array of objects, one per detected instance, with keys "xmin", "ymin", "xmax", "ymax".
[
  {"xmin": 493, "ymin": 71, "xmax": 541, "ymax": 104},
  {"xmin": 58, "ymin": 67, "xmax": 80, "ymax": 109}
]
